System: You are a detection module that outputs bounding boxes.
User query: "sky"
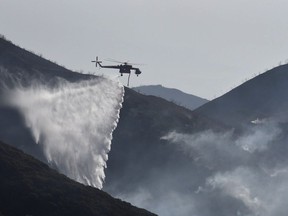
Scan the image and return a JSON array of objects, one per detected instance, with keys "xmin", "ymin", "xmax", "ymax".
[{"xmin": 1, "ymin": 0, "xmax": 288, "ymax": 99}]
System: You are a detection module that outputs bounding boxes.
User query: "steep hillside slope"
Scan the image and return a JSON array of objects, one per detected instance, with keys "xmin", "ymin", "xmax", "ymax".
[
  {"xmin": 0, "ymin": 140, "xmax": 156, "ymax": 216},
  {"xmin": 133, "ymin": 84, "xmax": 208, "ymax": 110},
  {"xmin": 103, "ymin": 88, "xmax": 225, "ymax": 214},
  {"xmin": 195, "ymin": 64, "xmax": 288, "ymax": 127},
  {"xmin": 106, "ymin": 88, "xmax": 222, "ymax": 187}
]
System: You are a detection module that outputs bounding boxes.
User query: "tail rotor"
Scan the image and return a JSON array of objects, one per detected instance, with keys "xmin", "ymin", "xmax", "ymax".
[{"xmin": 91, "ymin": 56, "xmax": 102, "ymax": 67}]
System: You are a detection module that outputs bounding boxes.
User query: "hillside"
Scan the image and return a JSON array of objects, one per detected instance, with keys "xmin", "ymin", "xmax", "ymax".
[
  {"xmin": 195, "ymin": 65, "xmax": 288, "ymax": 127},
  {"xmin": 133, "ymin": 84, "xmax": 208, "ymax": 110},
  {"xmin": 0, "ymin": 140, "xmax": 156, "ymax": 216},
  {"xmin": 104, "ymin": 66, "xmax": 288, "ymax": 215},
  {"xmin": 103, "ymin": 88, "xmax": 225, "ymax": 214}
]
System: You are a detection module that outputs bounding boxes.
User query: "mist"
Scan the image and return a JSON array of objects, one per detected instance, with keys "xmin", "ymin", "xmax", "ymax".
[
  {"xmin": 1, "ymin": 70, "xmax": 124, "ymax": 188},
  {"xmin": 111, "ymin": 120, "xmax": 288, "ymax": 216}
]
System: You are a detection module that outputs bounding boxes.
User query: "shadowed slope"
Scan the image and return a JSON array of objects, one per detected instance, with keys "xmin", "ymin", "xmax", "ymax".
[
  {"xmin": 104, "ymin": 87, "xmax": 225, "ymax": 196},
  {"xmin": 195, "ymin": 64, "xmax": 288, "ymax": 127},
  {"xmin": 0, "ymin": 140, "xmax": 156, "ymax": 216}
]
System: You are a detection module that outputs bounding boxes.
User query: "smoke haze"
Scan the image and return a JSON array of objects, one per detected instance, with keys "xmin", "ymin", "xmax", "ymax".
[{"xmin": 112, "ymin": 120, "xmax": 288, "ymax": 216}]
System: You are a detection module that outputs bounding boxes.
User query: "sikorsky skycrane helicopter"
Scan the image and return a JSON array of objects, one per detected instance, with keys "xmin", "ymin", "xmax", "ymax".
[{"xmin": 91, "ymin": 56, "xmax": 142, "ymax": 86}]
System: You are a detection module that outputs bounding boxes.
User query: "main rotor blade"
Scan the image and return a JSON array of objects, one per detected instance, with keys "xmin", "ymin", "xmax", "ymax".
[
  {"xmin": 105, "ymin": 58, "xmax": 145, "ymax": 66},
  {"xmin": 130, "ymin": 63, "xmax": 146, "ymax": 66},
  {"xmin": 104, "ymin": 58, "xmax": 125, "ymax": 64}
]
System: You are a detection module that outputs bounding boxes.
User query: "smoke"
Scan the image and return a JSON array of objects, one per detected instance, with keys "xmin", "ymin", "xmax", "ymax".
[
  {"xmin": 160, "ymin": 122, "xmax": 288, "ymax": 216},
  {"xmin": 206, "ymin": 167, "xmax": 263, "ymax": 215},
  {"xmin": 4, "ymin": 76, "xmax": 124, "ymax": 189},
  {"xmin": 112, "ymin": 120, "xmax": 288, "ymax": 216}
]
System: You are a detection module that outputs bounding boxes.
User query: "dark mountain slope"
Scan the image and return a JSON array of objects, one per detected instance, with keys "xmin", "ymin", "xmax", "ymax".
[
  {"xmin": 0, "ymin": 37, "xmax": 91, "ymax": 83},
  {"xmin": 195, "ymin": 64, "xmax": 288, "ymax": 127},
  {"xmin": 0, "ymin": 140, "xmax": 156, "ymax": 216},
  {"xmin": 133, "ymin": 84, "xmax": 208, "ymax": 110},
  {"xmin": 104, "ymin": 88, "xmax": 224, "ymax": 194}
]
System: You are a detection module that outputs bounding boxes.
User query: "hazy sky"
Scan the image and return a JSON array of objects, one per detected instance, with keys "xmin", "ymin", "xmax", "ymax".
[{"xmin": 1, "ymin": 0, "xmax": 288, "ymax": 99}]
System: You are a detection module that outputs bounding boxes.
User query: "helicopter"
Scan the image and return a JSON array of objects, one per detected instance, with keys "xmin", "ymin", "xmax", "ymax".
[{"xmin": 91, "ymin": 56, "xmax": 142, "ymax": 86}]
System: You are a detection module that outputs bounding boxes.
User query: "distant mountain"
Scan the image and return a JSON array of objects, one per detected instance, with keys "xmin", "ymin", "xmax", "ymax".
[
  {"xmin": 195, "ymin": 64, "xmax": 288, "ymax": 127},
  {"xmin": 0, "ymin": 140, "xmax": 156, "ymax": 216},
  {"xmin": 133, "ymin": 85, "xmax": 208, "ymax": 110}
]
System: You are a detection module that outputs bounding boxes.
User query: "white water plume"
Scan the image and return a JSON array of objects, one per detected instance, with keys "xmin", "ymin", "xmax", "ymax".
[{"xmin": 6, "ymin": 77, "xmax": 124, "ymax": 189}]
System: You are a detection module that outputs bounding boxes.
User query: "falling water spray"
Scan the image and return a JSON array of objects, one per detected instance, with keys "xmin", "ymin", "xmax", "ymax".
[{"xmin": 6, "ymin": 77, "xmax": 124, "ymax": 189}]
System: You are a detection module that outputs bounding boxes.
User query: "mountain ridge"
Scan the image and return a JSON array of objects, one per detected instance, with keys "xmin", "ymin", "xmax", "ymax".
[
  {"xmin": 133, "ymin": 84, "xmax": 208, "ymax": 110},
  {"xmin": 195, "ymin": 64, "xmax": 288, "ymax": 127}
]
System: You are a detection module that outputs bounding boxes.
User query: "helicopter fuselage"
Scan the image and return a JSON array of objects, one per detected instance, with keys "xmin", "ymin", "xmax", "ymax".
[{"xmin": 97, "ymin": 63, "xmax": 140, "ymax": 76}]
